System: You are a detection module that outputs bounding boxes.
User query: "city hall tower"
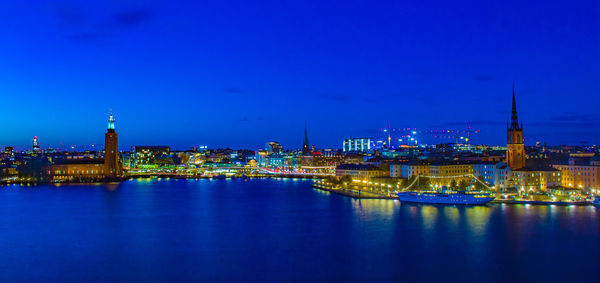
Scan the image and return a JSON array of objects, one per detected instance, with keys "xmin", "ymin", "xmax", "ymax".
[{"xmin": 104, "ymin": 113, "xmax": 121, "ymax": 177}]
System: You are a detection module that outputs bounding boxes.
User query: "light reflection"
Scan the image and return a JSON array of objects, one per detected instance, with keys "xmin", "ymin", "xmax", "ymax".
[{"xmin": 464, "ymin": 206, "xmax": 493, "ymax": 234}]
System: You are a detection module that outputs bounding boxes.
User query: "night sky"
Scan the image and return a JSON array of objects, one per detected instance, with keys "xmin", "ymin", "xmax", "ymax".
[{"xmin": 1, "ymin": 0, "xmax": 599, "ymax": 150}]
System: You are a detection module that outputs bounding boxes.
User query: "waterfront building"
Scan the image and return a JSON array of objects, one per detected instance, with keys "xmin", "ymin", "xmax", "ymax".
[
  {"xmin": 49, "ymin": 113, "xmax": 122, "ymax": 181},
  {"xmin": 390, "ymin": 162, "xmax": 402, "ymax": 178},
  {"xmin": 493, "ymin": 162, "xmax": 512, "ymax": 191},
  {"xmin": 511, "ymin": 167, "xmax": 561, "ymax": 192},
  {"xmin": 552, "ymin": 157, "xmax": 600, "ymax": 192},
  {"xmin": 398, "ymin": 162, "xmax": 430, "ymax": 179},
  {"xmin": 473, "ymin": 162, "xmax": 496, "ymax": 185},
  {"xmin": 343, "ymin": 137, "xmax": 374, "ymax": 153},
  {"xmin": 335, "ymin": 164, "xmax": 387, "ymax": 179},
  {"xmin": 130, "ymin": 146, "xmax": 171, "ymax": 168}
]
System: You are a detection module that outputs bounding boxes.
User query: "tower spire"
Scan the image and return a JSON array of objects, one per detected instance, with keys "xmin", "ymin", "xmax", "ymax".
[
  {"xmin": 302, "ymin": 123, "xmax": 310, "ymax": 156},
  {"xmin": 510, "ymin": 85, "xmax": 519, "ymax": 129}
]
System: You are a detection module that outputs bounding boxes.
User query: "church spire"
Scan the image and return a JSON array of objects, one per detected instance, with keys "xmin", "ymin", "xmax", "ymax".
[
  {"xmin": 302, "ymin": 123, "xmax": 310, "ymax": 156},
  {"xmin": 510, "ymin": 85, "xmax": 520, "ymax": 130}
]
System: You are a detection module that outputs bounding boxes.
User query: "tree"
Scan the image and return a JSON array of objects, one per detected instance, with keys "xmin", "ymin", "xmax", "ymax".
[
  {"xmin": 458, "ymin": 180, "xmax": 469, "ymax": 191},
  {"xmin": 450, "ymin": 180, "xmax": 457, "ymax": 189},
  {"xmin": 403, "ymin": 176, "xmax": 417, "ymax": 190},
  {"xmin": 474, "ymin": 175, "xmax": 486, "ymax": 190},
  {"xmin": 418, "ymin": 177, "xmax": 431, "ymax": 191},
  {"xmin": 339, "ymin": 175, "xmax": 353, "ymax": 186}
]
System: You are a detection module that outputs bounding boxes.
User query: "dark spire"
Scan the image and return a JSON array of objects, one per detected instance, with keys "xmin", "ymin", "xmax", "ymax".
[
  {"xmin": 510, "ymin": 85, "xmax": 520, "ymax": 129},
  {"xmin": 302, "ymin": 123, "xmax": 310, "ymax": 156}
]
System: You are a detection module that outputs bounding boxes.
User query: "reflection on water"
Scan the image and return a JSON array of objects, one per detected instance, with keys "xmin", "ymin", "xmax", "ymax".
[{"xmin": 0, "ymin": 179, "xmax": 598, "ymax": 282}]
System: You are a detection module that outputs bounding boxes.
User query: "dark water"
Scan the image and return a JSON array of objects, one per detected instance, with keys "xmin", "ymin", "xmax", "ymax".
[{"xmin": 0, "ymin": 179, "xmax": 598, "ymax": 282}]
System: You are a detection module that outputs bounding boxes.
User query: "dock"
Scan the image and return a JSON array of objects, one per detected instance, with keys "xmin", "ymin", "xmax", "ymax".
[{"xmin": 312, "ymin": 184, "xmax": 397, "ymax": 199}]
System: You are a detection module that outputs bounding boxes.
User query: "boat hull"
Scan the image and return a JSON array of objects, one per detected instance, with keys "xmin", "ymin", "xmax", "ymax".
[{"xmin": 396, "ymin": 192, "xmax": 495, "ymax": 205}]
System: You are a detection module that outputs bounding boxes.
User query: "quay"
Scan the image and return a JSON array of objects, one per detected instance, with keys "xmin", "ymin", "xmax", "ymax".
[{"xmin": 312, "ymin": 184, "xmax": 397, "ymax": 199}]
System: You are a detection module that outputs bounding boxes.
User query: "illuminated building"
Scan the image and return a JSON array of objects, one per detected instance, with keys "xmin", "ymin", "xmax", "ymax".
[
  {"xmin": 4, "ymin": 147, "xmax": 14, "ymax": 161},
  {"xmin": 49, "ymin": 113, "xmax": 122, "ymax": 181},
  {"xmin": 343, "ymin": 137, "xmax": 373, "ymax": 152},
  {"xmin": 473, "ymin": 163, "xmax": 496, "ymax": 184},
  {"xmin": 552, "ymin": 158, "xmax": 599, "ymax": 192},
  {"xmin": 511, "ymin": 168, "xmax": 561, "ymax": 192},
  {"xmin": 302, "ymin": 125, "xmax": 310, "ymax": 156},
  {"xmin": 398, "ymin": 162, "xmax": 430, "ymax": 178},
  {"xmin": 130, "ymin": 146, "xmax": 171, "ymax": 168},
  {"xmin": 504, "ymin": 87, "xmax": 559, "ymax": 192},
  {"xmin": 32, "ymin": 136, "xmax": 41, "ymax": 154},
  {"xmin": 266, "ymin": 141, "xmax": 283, "ymax": 153},
  {"xmin": 506, "ymin": 87, "xmax": 525, "ymax": 170},
  {"xmin": 493, "ymin": 162, "xmax": 512, "ymax": 191},
  {"xmin": 104, "ymin": 113, "xmax": 121, "ymax": 177},
  {"xmin": 335, "ymin": 164, "xmax": 386, "ymax": 179}
]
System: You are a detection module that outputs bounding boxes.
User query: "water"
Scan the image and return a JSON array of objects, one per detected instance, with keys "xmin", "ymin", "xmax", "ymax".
[{"xmin": 0, "ymin": 179, "xmax": 598, "ymax": 282}]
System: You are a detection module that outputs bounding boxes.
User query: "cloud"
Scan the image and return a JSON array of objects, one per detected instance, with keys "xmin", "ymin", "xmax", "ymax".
[
  {"xmin": 65, "ymin": 32, "xmax": 104, "ymax": 41},
  {"xmin": 474, "ymin": 75, "xmax": 493, "ymax": 82},
  {"xmin": 113, "ymin": 9, "xmax": 151, "ymax": 27},
  {"xmin": 530, "ymin": 112, "xmax": 600, "ymax": 128},
  {"xmin": 57, "ymin": 10, "xmax": 87, "ymax": 26},
  {"xmin": 223, "ymin": 87, "xmax": 244, "ymax": 94},
  {"xmin": 445, "ymin": 120, "xmax": 504, "ymax": 126},
  {"xmin": 552, "ymin": 113, "xmax": 598, "ymax": 122},
  {"xmin": 58, "ymin": 7, "xmax": 151, "ymax": 41},
  {"xmin": 319, "ymin": 93, "xmax": 351, "ymax": 103}
]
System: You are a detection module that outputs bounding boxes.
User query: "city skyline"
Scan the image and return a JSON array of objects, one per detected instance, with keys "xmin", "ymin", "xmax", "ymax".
[{"xmin": 2, "ymin": 0, "xmax": 599, "ymax": 149}]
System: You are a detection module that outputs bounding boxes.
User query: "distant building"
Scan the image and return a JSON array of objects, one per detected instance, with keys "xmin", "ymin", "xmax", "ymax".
[
  {"xmin": 343, "ymin": 137, "xmax": 373, "ymax": 153},
  {"xmin": 266, "ymin": 141, "xmax": 283, "ymax": 153},
  {"xmin": 32, "ymin": 136, "xmax": 41, "ymax": 154},
  {"xmin": 302, "ymin": 125, "xmax": 310, "ymax": 156},
  {"xmin": 335, "ymin": 164, "xmax": 386, "ymax": 179},
  {"xmin": 130, "ymin": 146, "xmax": 171, "ymax": 168},
  {"xmin": 4, "ymin": 147, "xmax": 14, "ymax": 160}
]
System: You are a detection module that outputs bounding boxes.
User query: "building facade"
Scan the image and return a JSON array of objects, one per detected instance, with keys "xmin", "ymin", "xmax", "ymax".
[
  {"xmin": 552, "ymin": 158, "xmax": 599, "ymax": 192},
  {"xmin": 343, "ymin": 137, "xmax": 373, "ymax": 153}
]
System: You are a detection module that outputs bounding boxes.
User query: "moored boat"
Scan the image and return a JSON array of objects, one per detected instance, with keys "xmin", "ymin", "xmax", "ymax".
[
  {"xmin": 212, "ymin": 174, "xmax": 227, "ymax": 179},
  {"xmin": 593, "ymin": 196, "xmax": 600, "ymax": 207},
  {"xmin": 396, "ymin": 191, "xmax": 495, "ymax": 205}
]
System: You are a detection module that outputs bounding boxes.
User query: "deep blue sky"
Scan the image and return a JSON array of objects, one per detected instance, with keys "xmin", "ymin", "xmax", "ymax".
[{"xmin": 1, "ymin": 0, "xmax": 599, "ymax": 150}]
